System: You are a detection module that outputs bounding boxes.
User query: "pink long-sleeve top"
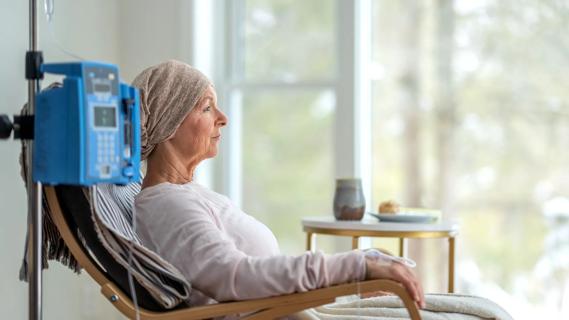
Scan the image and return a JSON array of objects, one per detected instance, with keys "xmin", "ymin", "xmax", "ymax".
[{"xmin": 134, "ymin": 181, "xmax": 366, "ymax": 306}]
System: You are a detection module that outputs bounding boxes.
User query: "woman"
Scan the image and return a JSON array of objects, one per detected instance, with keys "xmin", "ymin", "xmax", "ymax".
[{"xmin": 133, "ymin": 60, "xmax": 425, "ymax": 314}]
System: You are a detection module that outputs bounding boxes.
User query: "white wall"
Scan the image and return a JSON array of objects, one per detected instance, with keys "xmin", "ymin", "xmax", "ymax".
[
  {"xmin": 0, "ymin": 0, "xmax": 123, "ymax": 319},
  {"xmin": 118, "ymin": 0, "xmax": 194, "ymax": 83}
]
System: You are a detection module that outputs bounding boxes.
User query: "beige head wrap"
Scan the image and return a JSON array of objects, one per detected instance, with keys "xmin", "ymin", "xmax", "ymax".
[{"xmin": 132, "ymin": 60, "xmax": 212, "ymax": 160}]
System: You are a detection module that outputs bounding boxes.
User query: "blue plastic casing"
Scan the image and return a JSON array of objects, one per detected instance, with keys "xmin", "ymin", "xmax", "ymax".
[{"xmin": 33, "ymin": 61, "xmax": 141, "ymax": 185}]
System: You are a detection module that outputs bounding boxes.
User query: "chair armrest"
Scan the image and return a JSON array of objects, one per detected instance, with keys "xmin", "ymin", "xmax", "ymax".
[{"xmin": 101, "ymin": 279, "xmax": 421, "ymax": 320}]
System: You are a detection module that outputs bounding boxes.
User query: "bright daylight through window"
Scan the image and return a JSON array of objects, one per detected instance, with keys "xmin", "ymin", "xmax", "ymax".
[
  {"xmin": 225, "ymin": 0, "xmax": 568, "ymax": 318},
  {"xmin": 228, "ymin": 0, "xmax": 339, "ymax": 253},
  {"xmin": 370, "ymin": 0, "xmax": 568, "ymax": 318}
]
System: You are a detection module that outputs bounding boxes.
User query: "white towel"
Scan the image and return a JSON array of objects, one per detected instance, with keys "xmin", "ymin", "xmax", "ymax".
[{"xmin": 297, "ymin": 293, "xmax": 513, "ymax": 320}]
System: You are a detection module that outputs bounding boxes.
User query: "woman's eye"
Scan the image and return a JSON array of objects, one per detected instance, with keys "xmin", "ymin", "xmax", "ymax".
[{"xmin": 204, "ymin": 105, "xmax": 212, "ymax": 112}]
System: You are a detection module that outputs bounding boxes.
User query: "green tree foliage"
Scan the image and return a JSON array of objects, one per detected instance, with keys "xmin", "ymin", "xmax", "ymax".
[
  {"xmin": 372, "ymin": 0, "xmax": 568, "ymax": 310},
  {"xmin": 244, "ymin": 0, "xmax": 336, "ymax": 82},
  {"xmin": 242, "ymin": 91, "xmax": 334, "ymax": 253}
]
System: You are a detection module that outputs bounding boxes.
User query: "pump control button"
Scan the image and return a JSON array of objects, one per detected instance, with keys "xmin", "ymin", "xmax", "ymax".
[
  {"xmin": 100, "ymin": 165, "xmax": 111, "ymax": 178},
  {"xmin": 122, "ymin": 167, "xmax": 134, "ymax": 177}
]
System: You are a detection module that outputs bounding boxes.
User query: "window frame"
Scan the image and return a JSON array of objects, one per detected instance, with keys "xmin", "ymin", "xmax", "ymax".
[{"xmin": 195, "ymin": 0, "xmax": 374, "ymax": 213}]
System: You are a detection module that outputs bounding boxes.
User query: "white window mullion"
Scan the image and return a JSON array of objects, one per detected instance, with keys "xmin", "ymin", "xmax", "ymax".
[
  {"xmin": 336, "ymin": 0, "xmax": 374, "ymax": 249},
  {"xmin": 217, "ymin": 0, "xmax": 245, "ymax": 204},
  {"xmin": 227, "ymin": 90, "xmax": 243, "ymax": 207},
  {"xmin": 356, "ymin": 0, "xmax": 373, "ymax": 211},
  {"xmin": 191, "ymin": 0, "xmax": 215, "ymax": 77},
  {"xmin": 190, "ymin": 0, "xmax": 216, "ymax": 188},
  {"xmin": 335, "ymin": 0, "xmax": 372, "ymax": 207},
  {"xmin": 334, "ymin": 0, "xmax": 358, "ymax": 178}
]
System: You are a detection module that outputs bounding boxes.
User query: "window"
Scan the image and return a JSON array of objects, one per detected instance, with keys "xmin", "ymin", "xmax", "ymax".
[
  {"xmin": 241, "ymin": 0, "xmax": 337, "ymax": 82},
  {"xmin": 220, "ymin": 0, "xmax": 343, "ymax": 253},
  {"xmin": 369, "ymin": 1, "xmax": 569, "ymax": 318},
  {"xmin": 241, "ymin": 90, "xmax": 335, "ymax": 252},
  {"xmin": 209, "ymin": 0, "xmax": 568, "ymax": 317}
]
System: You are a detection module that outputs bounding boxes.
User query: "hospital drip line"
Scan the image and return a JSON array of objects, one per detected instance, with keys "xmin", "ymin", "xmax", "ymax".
[
  {"xmin": 91, "ymin": 186, "xmax": 141, "ymax": 320},
  {"xmin": 364, "ymin": 249, "xmax": 417, "ymax": 269},
  {"xmin": 43, "ymin": 0, "xmax": 85, "ymax": 61},
  {"xmin": 128, "ymin": 202, "xmax": 141, "ymax": 320}
]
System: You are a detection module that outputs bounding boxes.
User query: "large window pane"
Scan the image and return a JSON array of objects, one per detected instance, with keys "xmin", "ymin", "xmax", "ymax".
[
  {"xmin": 242, "ymin": 0, "xmax": 336, "ymax": 82},
  {"xmin": 371, "ymin": 0, "xmax": 569, "ymax": 318},
  {"xmin": 241, "ymin": 90, "xmax": 335, "ymax": 254}
]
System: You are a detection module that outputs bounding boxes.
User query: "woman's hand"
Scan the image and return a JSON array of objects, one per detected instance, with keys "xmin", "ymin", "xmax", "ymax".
[{"xmin": 365, "ymin": 258, "xmax": 426, "ymax": 309}]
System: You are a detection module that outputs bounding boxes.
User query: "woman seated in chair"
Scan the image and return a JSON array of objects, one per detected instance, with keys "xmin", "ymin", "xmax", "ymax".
[{"xmin": 132, "ymin": 60, "xmax": 425, "ymax": 313}]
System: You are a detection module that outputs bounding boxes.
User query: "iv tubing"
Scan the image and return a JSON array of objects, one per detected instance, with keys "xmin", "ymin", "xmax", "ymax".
[
  {"xmin": 90, "ymin": 186, "xmax": 141, "ymax": 320},
  {"xmin": 127, "ymin": 196, "xmax": 141, "ymax": 320},
  {"xmin": 43, "ymin": 0, "xmax": 85, "ymax": 61}
]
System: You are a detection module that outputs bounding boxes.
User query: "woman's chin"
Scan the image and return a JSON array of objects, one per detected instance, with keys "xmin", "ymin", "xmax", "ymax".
[{"xmin": 206, "ymin": 149, "xmax": 219, "ymax": 159}]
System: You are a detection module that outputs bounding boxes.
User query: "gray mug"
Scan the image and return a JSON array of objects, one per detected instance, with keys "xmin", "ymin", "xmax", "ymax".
[{"xmin": 333, "ymin": 178, "xmax": 365, "ymax": 220}]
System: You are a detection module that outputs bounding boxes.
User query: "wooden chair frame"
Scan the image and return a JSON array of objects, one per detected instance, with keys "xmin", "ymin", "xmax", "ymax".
[{"xmin": 45, "ymin": 186, "xmax": 421, "ymax": 320}]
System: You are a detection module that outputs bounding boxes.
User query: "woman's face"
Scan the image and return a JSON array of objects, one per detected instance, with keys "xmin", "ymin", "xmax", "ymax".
[{"xmin": 169, "ymin": 85, "xmax": 227, "ymax": 162}]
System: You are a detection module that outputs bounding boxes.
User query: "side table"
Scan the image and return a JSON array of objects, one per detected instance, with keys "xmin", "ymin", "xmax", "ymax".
[{"xmin": 302, "ymin": 216, "xmax": 460, "ymax": 293}]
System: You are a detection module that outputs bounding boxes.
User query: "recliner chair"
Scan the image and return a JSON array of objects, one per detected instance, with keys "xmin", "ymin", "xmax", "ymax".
[{"xmin": 44, "ymin": 185, "xmax": 421, "ymax": 320}]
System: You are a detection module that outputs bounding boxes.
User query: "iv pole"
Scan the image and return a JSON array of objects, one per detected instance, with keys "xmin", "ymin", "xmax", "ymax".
[
  {"xmin": 27, "ymin": 0, "xmax": 43, "ymax": 319},
  {"xmin": 0, "ymin": 1, "xmax": 43, "ymax": 318}
]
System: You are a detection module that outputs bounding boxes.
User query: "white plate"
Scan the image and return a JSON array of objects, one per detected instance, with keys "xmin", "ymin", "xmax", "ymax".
[{"xmin": 367, "ymin": 212, "xmax": 437, "ymax": 223}]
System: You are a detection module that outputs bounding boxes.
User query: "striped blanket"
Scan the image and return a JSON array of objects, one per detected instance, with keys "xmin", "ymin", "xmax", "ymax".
[
  {"xmin": 19, "ymin": 180, "xmax": 192, "ymax": 309},
  {"xmin": 88, "ymin": 183, "xmax": 192, "ymax": 308}
]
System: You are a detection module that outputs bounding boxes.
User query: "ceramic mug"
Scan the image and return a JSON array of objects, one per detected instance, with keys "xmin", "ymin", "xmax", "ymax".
[{"xmin": 333, "ymin": 178, "xmax": 365, "ymax": 220}]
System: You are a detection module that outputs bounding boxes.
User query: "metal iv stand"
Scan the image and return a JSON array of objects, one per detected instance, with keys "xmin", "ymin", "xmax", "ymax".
[
  {"xmin": 0, "ymin": 1, "xmax": 48, "ymax": 318},
  {"xmin": 26, "ymin": 0, "xmax": 43, "ymax": 319}
]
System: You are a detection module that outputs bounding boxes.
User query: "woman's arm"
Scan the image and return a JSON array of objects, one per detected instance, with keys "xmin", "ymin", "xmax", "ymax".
[
  {"xmin": 164, "ymin": 212, "xmax": 365, "ymax": 300},
  {"xmin": 141, "ymin": 192, "xmax": 366, "ymax": 301},
  {"xmin": 140, "ymin": 189, "xmax": 423, "ymax": 306}
]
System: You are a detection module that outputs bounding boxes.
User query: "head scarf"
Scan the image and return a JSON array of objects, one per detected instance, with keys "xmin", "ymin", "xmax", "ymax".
[{"xmin": 132, "ymin": 60, "xmax": 211, "ymax": 160}]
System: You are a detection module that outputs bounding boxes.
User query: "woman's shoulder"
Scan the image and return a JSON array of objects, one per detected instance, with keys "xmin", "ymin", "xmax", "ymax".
[
  {"xmin": 137, "ymin": 181, "xmax": 188, "ymax": 197},
  {"xmin": 135, "ymin": 181, "xmax": 231, "ymax": 208},
  {"xmin": 184, "ymin": 183, "xmax": 233, "ymax": 210},
  {"xmin": 135, "ymin": 182, "xmax": 200, "ymax": 207}
]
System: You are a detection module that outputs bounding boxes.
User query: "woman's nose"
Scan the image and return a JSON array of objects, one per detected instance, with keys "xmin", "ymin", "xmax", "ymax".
[{"xmin": 217, "ymin": 109, "xmax": 228, "ymax": 127}]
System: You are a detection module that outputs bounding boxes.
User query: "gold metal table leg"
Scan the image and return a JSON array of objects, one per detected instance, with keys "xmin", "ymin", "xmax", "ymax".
[
  {"xmin": 306, "ymin": 232, "xmax": 314, "ymax": 251},
  {"xmin": 448, "ymin": 237, "xmax": 455, "ymax": 293},
  {"xmin": 399, "ymin": 238, "xmax": 406, "ymax": 257},
  {"xmin": 352, "ymin": 236, "xmax": 359, "ymax": 250}
]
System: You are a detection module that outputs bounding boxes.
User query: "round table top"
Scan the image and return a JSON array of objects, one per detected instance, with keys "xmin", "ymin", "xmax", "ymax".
[{"xmin": 302, "ymin": 216, "xmax": 459, "ymax": 235}]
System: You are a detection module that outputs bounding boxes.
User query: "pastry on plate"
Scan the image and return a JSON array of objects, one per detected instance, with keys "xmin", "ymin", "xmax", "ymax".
[{"xmin": 378, "ymin": 200, "xmax": 400, "ymax": 214}]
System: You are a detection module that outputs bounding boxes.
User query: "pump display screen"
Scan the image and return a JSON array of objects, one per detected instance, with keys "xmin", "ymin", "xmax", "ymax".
[
  {"xmin": 94, "ymin": 106, "xmax": 117, "ymax": 128},
  {"xmin": 94, "ymin": 83, "xmax": 111, "ymax": 92}
]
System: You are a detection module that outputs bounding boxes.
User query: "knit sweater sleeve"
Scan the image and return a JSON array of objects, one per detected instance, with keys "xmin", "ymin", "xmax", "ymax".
[{"xmin": 136, "ymin": 189, "xmax": 366, "ymax": 301}]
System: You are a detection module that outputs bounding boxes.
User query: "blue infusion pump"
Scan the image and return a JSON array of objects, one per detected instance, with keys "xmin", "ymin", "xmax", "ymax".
[{"xmin": 33, "ymin": 61, "xmax": 141, "ymax": 185}]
